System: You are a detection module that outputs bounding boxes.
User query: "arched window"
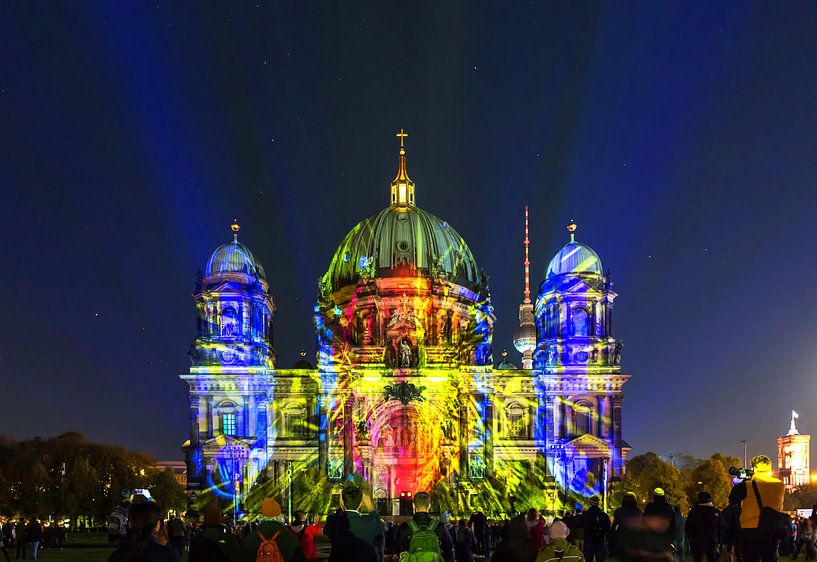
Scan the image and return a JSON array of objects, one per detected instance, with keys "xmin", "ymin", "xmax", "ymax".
[
  {"xmin": 283, "ymin": 403, "xmax": 308, "ymax": 438},
  {"xmin": 220, "ymin": 305, "xmax": 238, "ymax": 336},
  {"xmin": 505, "ymin": 402, "xmax": 528, "ymax": 440},
  {"xmin": 572, "ymin": 308, "xmax": 589, "ymax": 337},
  {"xmin": 573, "ymin": 401, "xmax": 593, "ymax": 437},
  {"xmin": 218, "ymin": 401, "xmax": 238, "ymax": 437}
]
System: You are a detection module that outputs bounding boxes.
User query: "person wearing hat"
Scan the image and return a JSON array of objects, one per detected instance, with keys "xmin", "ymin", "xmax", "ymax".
[
  {"xmin": 727, "ymin": 455, "xmax": 785, "ymax": 562},
  {"xmin": 535, "ymin": 521, "xmax": 583, "ymax": 562},
  {"xmin": 580, "ymin": 496, "xmax": 611, "ymax": 562},
  {"xmin": 610, "ymin": 492, "xmax": 641, "ymax": 562},
  {"xmin": 642, "ymin": 488, "xmax": 676, "ymax": 557},
  {"xmin": 237, "ymin": 498, "xmax": 304, "ymax": 562},
  {"xmin": 686, "ymin": 491, "xmax": 719, "ymax": 562},
  {"xmin": 189, "ymin": 502, "xmax": 238, "ymax": 562}
]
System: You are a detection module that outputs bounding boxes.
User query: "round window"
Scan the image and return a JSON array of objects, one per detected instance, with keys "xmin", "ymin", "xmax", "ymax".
[
  {"xmin": 397, "ymin": 241, "xmax": 409, "ymax": 252},
  {"xmin": 397, "ymin": 213, "xmax": 408, "ymax": 222}
]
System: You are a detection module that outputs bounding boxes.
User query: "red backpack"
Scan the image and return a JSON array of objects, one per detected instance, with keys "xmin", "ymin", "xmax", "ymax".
[{"xmin": 256, "ymin": 530, "xmax": 284, "ymax": 562}]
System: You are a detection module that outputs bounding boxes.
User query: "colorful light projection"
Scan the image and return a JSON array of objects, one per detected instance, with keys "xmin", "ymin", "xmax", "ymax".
[{"xmin": 181, "ymin": 136, "xmax": 630, "ymax": 518}]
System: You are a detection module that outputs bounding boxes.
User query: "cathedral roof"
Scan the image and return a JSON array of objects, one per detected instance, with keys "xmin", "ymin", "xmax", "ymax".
[
  {"xmin": 546, "ymin": 221, "xmax": 603, "ymax": 278},
  {"xmin": 205, "ymin": 222, "xmax": 266, "ymax": 279},
  {"xmin": 324, "ymin": 205, "xmax": 481, "ymax": 291},
  {"xmin": 322, "ymin": 132, "xmax": 482, "ymax": 293}
]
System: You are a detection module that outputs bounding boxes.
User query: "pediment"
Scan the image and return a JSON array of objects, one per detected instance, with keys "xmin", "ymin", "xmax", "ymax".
[{"xmin": 564, "ymin": 433, "xmax": 611, "ymax": 452}]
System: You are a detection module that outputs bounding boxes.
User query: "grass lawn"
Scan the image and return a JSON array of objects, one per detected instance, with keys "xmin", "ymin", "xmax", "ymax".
[{"xmin": 15, "ymin": 547, "xmax": 115, "ymax": 562}]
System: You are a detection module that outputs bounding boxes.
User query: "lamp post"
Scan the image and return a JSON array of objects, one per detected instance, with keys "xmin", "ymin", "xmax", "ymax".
[{"xmin": 741, "ymin": 440, "xmax": 747, "ymax": 467}]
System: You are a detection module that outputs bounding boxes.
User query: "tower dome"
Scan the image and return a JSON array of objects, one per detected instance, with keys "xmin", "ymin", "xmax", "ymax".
[
  {"xmin": 546, "ymin": 220, "xmax": 602, "ymax": 278},
  {"xmin": 205, "ymin": 221, "xmax": 266, "ymax": 279}
]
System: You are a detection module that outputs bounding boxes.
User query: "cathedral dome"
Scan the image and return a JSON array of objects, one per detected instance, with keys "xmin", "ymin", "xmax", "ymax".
[
  {"xmin": 546, "ymin": 222, "xmax": 602, "ymax": 278},
  {"xmin": 205, "ymin": 222, "xmax": 266, "ymax": 279},
  {"xmin": 325, "ymin": 205, "xmax": 481, "ymax": 291},
  {"xmin": 323, "ymin": 135, "xmax": 481, "ymax": 293}
]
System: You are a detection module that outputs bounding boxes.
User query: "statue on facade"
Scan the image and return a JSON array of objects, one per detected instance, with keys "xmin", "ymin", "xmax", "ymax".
[
  {"xmin": 383, "ymin": 381, "xmax": 426, "ymax": 405},
  {"xmin": 399, "ymin": 338, "xmax": 412, "ymax": 367}
]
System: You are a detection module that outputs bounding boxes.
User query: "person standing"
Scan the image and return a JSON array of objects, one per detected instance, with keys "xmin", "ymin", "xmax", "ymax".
[
  {"xmin": 288, "ymin": 512, "xmax": 317, "ymax": 562},
  {"xmin": 453, "ymin": 520, "xmax": 477, "ymax": 562},
  {"xmin": 686, "ymin": 492, "xmax": 720, "ymax": 562},
  {"xmin": 397, "ymin": 492, "xmax": 454, "ymax": 562},
  {"xmin": 491, "ymin": 515, "xmax": 538, "ymax": 562},
  {"xmin": 167, "ymin": 515, "xmax": 186, "ymax": 557},
  {"xmin": 526, "ymin": 509, "xmax": 546, "ymax": 550},
  {"xmin": 581, "ymin": 496, "xmax": 611, "ymax": 562},
  {"xmin": 24, "ymin": 520, "xmax": 42, "ymax": 561},
  {"xmin": 324, "ymin": 486, "xmax": 385, "ymax": 560},
  {"xmin": 610, "ymin": 492, "xmax": 641, "ymax": 562},
  {"xmin": 188, "ymin": 502, "xmax": 236, "ymax": 562},
  {"xmin": 14, "ymin": 520, "xmax": 26, "ymax": 560},
  {"xmin": 237, "ymin": 498, "xmax": 304, "ymax": 562},
  {"xmin": 469, "ymin": 511, "xmax": 489, "ymax": 558},
  {"xmin": 728, "ymin": 455, "xmax": 786, "ymax": 562},
  {"xmin": 107, "ymin": 502, "xmax": 182, "ymax": 562},
  {"xmin": 535, "ymin": 521, "xmax": 583, "ymax": 562}
]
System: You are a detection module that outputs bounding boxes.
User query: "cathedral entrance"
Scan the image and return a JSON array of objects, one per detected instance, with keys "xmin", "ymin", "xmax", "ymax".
[{"xmin": 368, "ymin": 400, "xmax": 444, "ymax": 503}]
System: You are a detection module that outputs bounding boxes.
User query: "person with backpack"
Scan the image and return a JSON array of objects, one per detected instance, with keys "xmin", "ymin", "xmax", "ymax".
[
  {"xmin": 580, "ymin": 497, "xmax": 611, "ymax": 562},
  {"xmin": 453, "ymin": 520, "xmax": 477, "ymax": 562},
  {"xmin": 107, "ymin": 501, "xmax": 182, "ymax": 562},
  {"xmin": 237, "ymin": 497, "xmax": 304, "ymax": 562},
  {"xmin": 189, "ymin": 502, "xmax": 237, "ymax": 562},
  {"xmin": 397, "ymin": 491, "xmax": 454, "ymax": 562},
  {"xmin": 535, "ymin": 521, "xmax": 583, "ymax": 562},
  {"xmin": 108, "ymin": 501, "xmax": 131, "ymax": 544}
]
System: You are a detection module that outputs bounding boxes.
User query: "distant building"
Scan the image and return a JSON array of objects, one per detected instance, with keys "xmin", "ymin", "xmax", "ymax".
[
  {"xmin": 778, "ymin": 410, "xmax": 810, "ymax": 490},
  {"xmin": 156, "ymin": 460, "xmax": 187, "ymax": 488}
]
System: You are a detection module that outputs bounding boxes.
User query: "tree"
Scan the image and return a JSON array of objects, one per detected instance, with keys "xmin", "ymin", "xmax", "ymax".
[
  {"xmin": 784, "ymin": 485, "xmax": 817, "ymax": 511},
  {"xmin": 148, "ymin": 470, "xmax": 187, "ymax": 514},
  {"xmin": 620, "ymin": 452, "xmax": 688, "ymax": 512},
  {"xmin": 684, "ymin": 453, "xmax": 740, "ymax": 509},
  {"xmin": 63, "ymin": 457, "xmax": 99, "ymax": 523}
]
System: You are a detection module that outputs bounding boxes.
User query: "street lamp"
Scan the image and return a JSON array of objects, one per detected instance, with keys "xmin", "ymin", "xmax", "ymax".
[{"xmin": 740, "ymin": 440, "xmax": 747, "ymax": 467}]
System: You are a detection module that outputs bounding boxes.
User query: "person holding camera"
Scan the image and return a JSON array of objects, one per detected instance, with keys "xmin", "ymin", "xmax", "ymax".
[{"xmin": 728, "ymin": 455, "xmax": 785, "ymax": 562}]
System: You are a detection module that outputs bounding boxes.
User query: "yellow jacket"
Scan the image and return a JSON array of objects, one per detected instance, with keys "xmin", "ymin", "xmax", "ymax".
[{"xmin": 739, "ymin": 473, "xmax": 785, "ymax": 529}]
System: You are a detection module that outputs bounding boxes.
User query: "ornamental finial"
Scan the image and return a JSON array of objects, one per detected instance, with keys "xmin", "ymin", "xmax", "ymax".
[
  {"xmin": 231, "ymin": 219, "xmax": 240, "ymax": 241},
  {"xmin": 390, "ymin": 129, "xmax": 415, "ymax": 206},
  {"xmin": 567, "ymin": 219, "xmax": 577, "ymax": 243}
]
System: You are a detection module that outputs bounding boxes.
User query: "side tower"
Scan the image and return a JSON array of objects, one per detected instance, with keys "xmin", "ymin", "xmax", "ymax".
[
  {"xmin": 181, "ymin": 222, "xmax": 275, "ymax": 499},
  {"xmin": 533, "ymin": 221, "xmax": 629, "ymax": 501},
  {"xmin": 778, "ymin": 410, "xmax": 810, "ymax": 490},
  {"xmin": 513, "ymin": 206, "xmax": 536, "ymax": 369}
]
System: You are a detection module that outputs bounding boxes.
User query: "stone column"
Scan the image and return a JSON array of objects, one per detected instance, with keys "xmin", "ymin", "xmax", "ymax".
[{"xmin": 189, "ymin": 395, "xmax": 201, "ymax": 447}]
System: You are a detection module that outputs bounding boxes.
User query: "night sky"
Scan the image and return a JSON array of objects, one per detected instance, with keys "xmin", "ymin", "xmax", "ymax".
[{"xmin": 2, "ymin": 2, "xmax": 817, "ymax": 465}]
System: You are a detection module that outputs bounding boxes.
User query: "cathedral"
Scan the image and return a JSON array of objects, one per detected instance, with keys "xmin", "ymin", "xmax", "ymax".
[{"xmin": 180, "ymin": 132, "xmax": 631, "ymax": 515}]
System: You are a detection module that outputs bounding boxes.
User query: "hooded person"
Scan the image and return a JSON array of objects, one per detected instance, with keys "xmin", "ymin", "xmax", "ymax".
[
  {"xmin": 686, "ymin": 492, "xmax": 720, "ymax": 562},
  {"xmin": 535, "ymin": 521, "xmax": 583, "ymax": 562},
  {"xmin": 288, "ymin": 512, "xmax": 317, "ymax": 562},
  {"xmin": 491, "ymin": 515, "xmax": 538, "ymax": 562},
  {"xmin": 188, "ymin": 502, "xmax": 237, "ymax": 562},
  {"xmin": 237, "ymin": 498, "xmax": 304, "ymax": 562}
]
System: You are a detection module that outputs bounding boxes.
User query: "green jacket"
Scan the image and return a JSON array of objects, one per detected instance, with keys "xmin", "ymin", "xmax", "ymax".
[{"xmin": 536, "ymin": 538, "xmax": 584, "ymax": 562}]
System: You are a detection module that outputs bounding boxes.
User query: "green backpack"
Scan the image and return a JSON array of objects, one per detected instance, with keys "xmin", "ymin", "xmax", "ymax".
[{"xmin": 406, "ymin": 519, "xmax": 443, "ymax": 562}]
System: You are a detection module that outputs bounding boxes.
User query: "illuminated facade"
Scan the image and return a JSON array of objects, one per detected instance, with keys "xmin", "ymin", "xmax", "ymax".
[
  {"xmin": 180, "ymin": 132, "xmax": 631, "ymax": 514},
  {"xmin": 778, "ymin": 411, "xmax": 810, "ymax": 490}
]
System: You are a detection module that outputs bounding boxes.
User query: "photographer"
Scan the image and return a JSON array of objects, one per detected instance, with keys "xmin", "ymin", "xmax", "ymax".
[{"xmin": 728, "ymin": 455, "xmax": 785, "ymax": 562}]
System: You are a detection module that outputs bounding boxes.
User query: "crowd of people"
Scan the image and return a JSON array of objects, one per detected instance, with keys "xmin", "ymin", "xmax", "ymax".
[
  {"xmin": 0, "ymin": 518, "xmax": 66, "ymax": 560},
  {"xmin": 0, "ymin": 453, "xmax": 802, "ymax": 562}
]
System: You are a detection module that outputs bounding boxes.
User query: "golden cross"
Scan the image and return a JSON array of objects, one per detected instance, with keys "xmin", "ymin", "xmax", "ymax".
[{"xmin": 396, "ymin": 128, "xmax": 408, "ymax": 148}]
